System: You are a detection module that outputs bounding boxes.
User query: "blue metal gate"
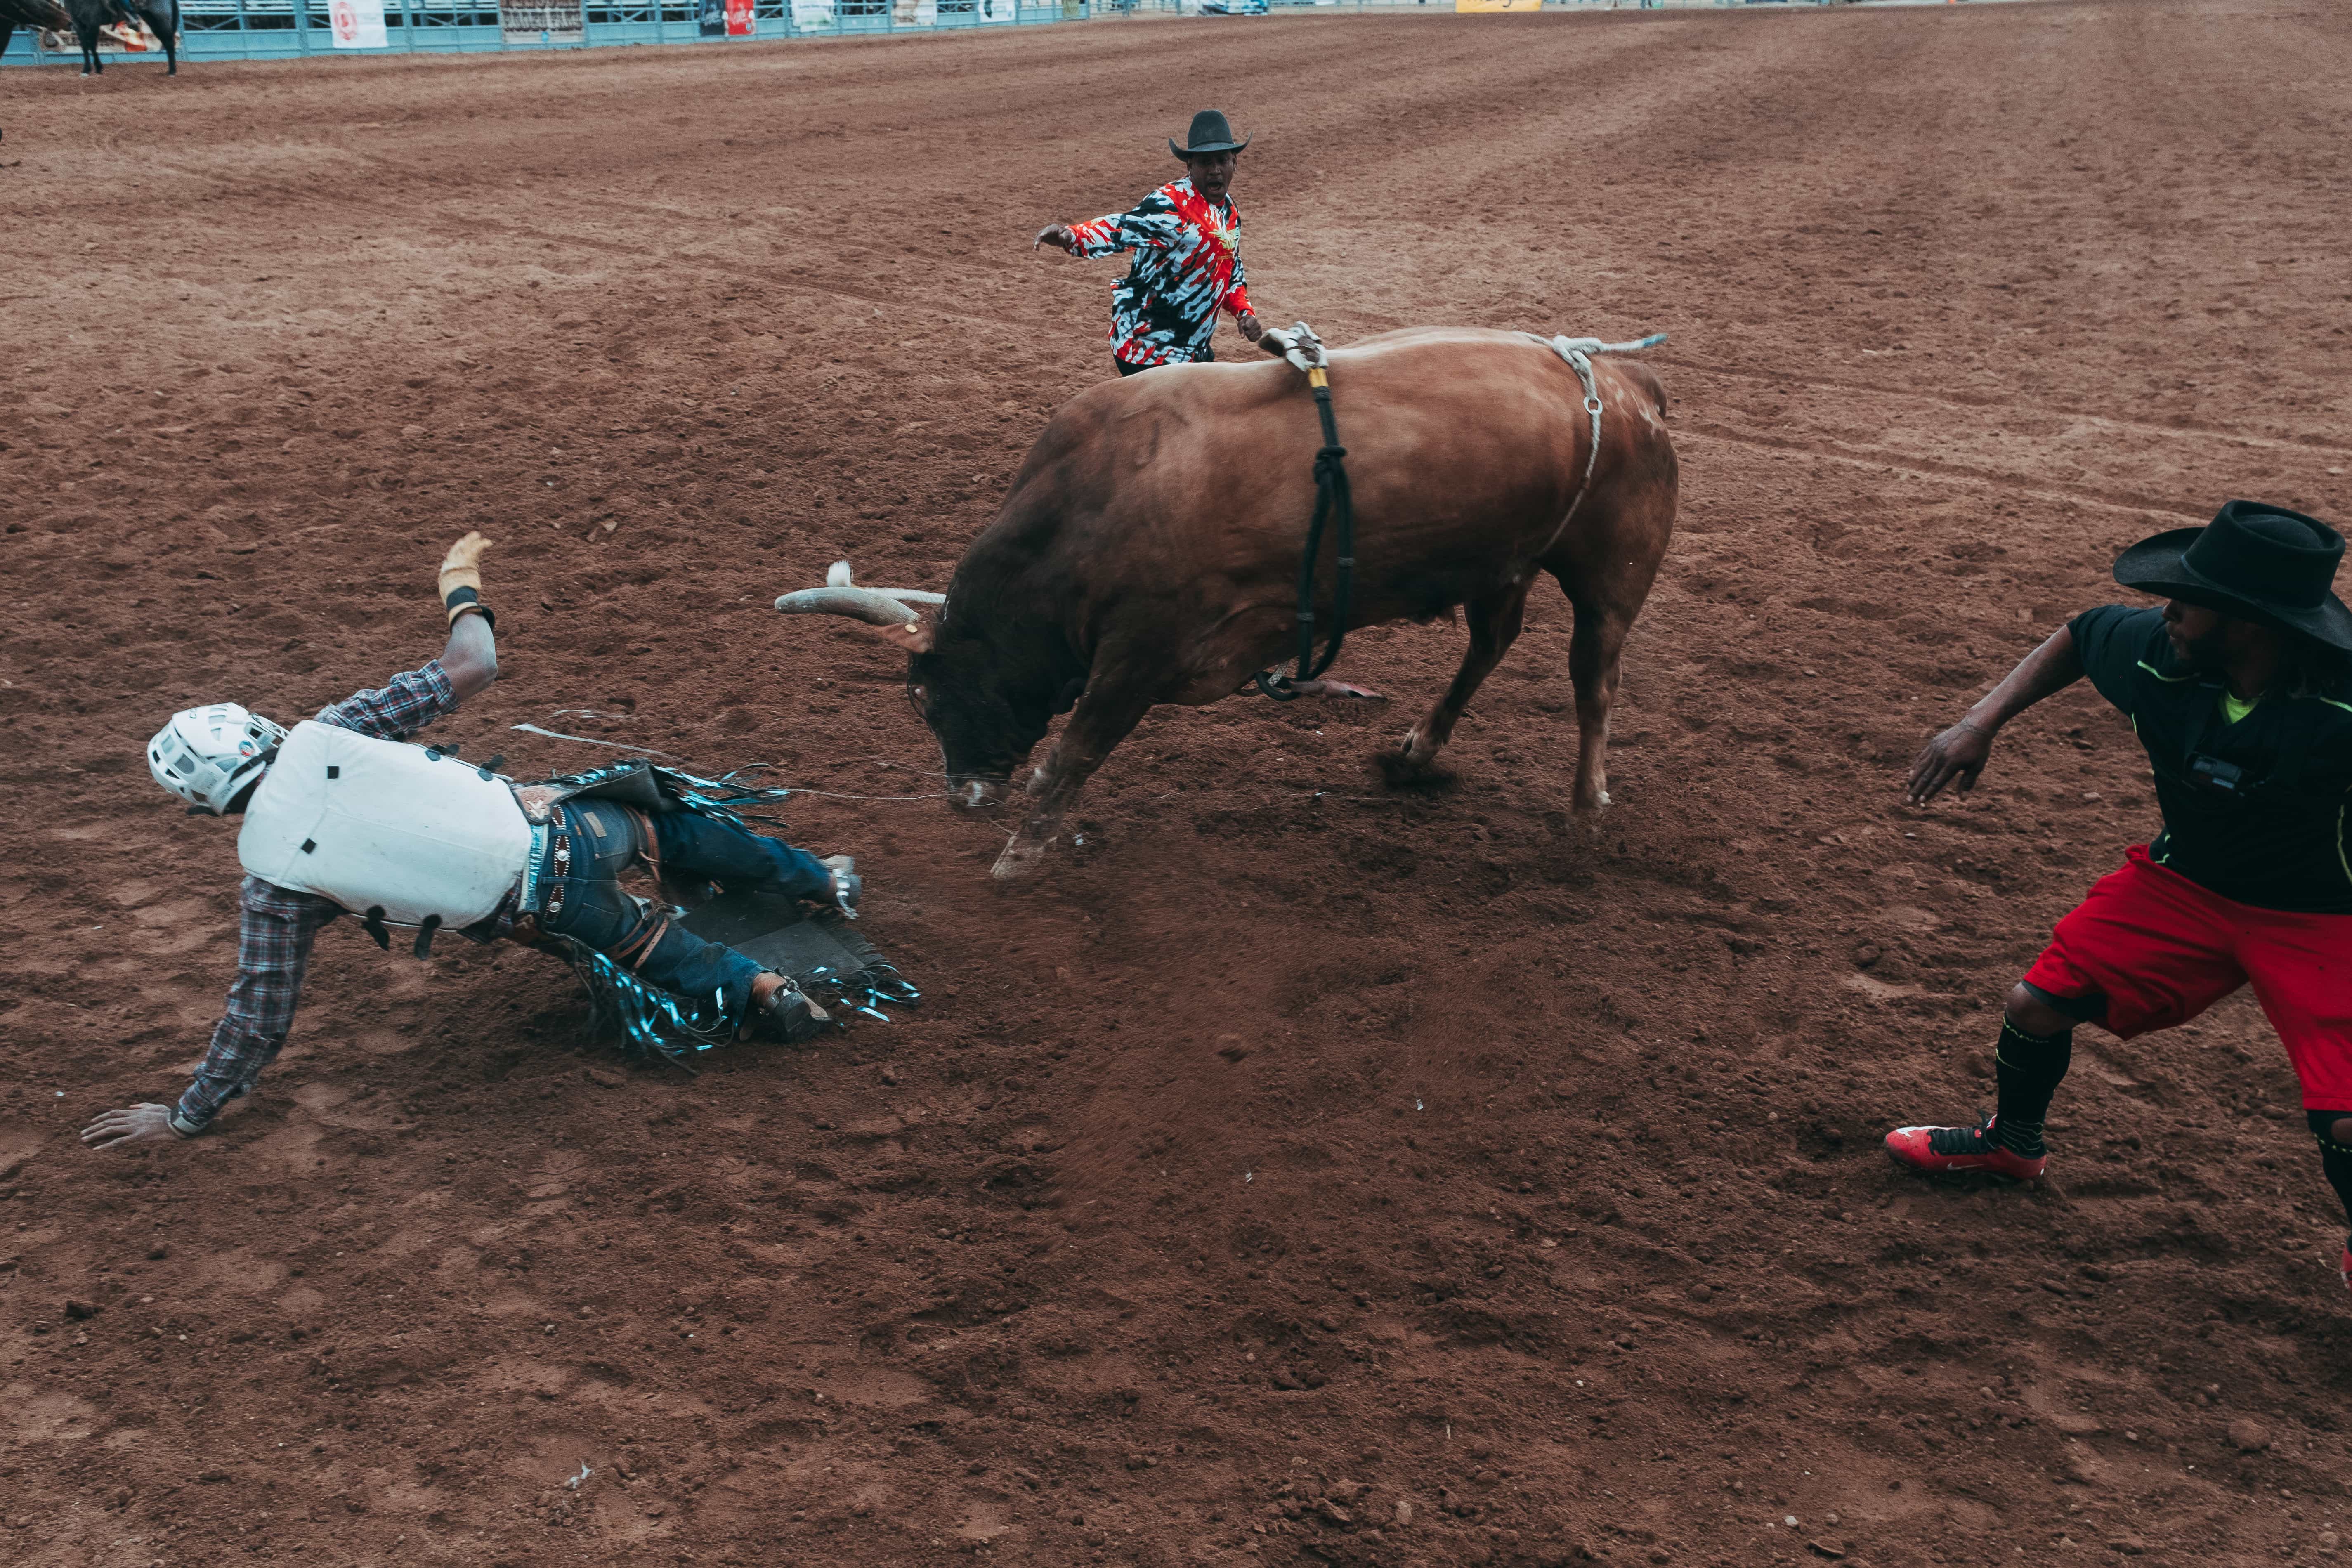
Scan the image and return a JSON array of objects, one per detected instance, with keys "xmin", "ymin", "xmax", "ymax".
[{"xmin": 2, "ymin": 0, "xmax": 1087, "ymax": 65}]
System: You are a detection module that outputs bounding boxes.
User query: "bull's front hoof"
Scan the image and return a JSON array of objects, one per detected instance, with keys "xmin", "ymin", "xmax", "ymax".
[{"xmin": 989, "ymin": 839, "xmax": 1051, "ymax": 881}]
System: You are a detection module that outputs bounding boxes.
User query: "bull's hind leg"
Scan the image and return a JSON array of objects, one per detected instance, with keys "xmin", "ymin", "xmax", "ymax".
[
  {"xmin": 1561, "ymin": 590, "xmax": 1633, "ymax": 814},
  {"xmin": 992, "ymin": 677, "xmax": 1155, "ymax": 882},
  {"xmin": 1550, "ymin": 502, "xmax": 1670, "ymax": 816},
  {"xmin": 1389, "ymin": 579, "xmax": 1530, "ymax": 776}
]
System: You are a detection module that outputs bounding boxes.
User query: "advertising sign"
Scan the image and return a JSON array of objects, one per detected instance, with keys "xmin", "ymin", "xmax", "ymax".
[
  {"xmin": 725, "ymin": 0, "xmax": 755, "ymax": 31},
  {"xmin": 44, "ymin": 19, "xmax": 166, "ymax": 52},
  {"xmin": 330, "ymin": 0, "xmax": 389, "ymax": 48},
  {"xmin": 499, "ymin": 0, "xmax": 585, "ymax": 43},
  {"xmin": 1454, "ymin": 0, "xmax": 1540, "ymax": 9},
  {"xmin": 697, "ymin": 0, "xmax": 725, "ymax": 34}
]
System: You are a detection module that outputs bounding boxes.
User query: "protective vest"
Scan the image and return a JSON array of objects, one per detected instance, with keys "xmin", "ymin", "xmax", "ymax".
[{"xmin": 238, "ymin": 721, "xmax": 531, "ymax": 928}]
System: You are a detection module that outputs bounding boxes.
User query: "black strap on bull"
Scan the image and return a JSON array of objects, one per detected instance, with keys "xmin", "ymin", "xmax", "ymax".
[{"xmin": 1255, "ymin": 326, "xmax": 1354, "ymax": 702}]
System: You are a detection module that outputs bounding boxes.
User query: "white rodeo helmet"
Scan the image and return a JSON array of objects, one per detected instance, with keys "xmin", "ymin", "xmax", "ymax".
[{"xmin": 146, "ymin": 703, "xmax": 288, "ymax": 815}]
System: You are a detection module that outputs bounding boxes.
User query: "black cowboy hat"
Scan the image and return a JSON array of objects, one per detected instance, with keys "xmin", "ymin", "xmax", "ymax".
[
  {"xmin": 1171, "ymin": 110, "xmax": 1250, "ymax": 159},
  {"xmin": 2113, "ymin": 499, "xmax": 2352, "ymax": 652}
]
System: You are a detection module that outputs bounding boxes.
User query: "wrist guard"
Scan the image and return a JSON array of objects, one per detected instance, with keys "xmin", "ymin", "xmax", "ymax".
[{"xmin": 444, "ymin": 586, "xmax": 496, "ymax": 630}]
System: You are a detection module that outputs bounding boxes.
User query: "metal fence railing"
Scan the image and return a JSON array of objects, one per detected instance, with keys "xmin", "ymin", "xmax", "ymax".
[{"xmin": 3, "ymin": 0, "xmax": 1791, "ymax": 68}]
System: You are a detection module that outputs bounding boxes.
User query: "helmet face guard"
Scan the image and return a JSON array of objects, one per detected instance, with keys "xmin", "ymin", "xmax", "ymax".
[{"xmin": 148, "ymin": 704, "xmax": 286, "ymax": 815}]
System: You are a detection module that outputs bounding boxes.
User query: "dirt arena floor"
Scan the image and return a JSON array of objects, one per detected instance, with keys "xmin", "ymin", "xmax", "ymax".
[{"xmin": 6, "ymin": 0, "xmax": 2352, "ymax": 1562}]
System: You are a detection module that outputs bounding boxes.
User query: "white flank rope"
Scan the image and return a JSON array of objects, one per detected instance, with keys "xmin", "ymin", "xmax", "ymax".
[{"xmin": 1531, "ymin": 330, "xmax": 1668, "ymax": 557}]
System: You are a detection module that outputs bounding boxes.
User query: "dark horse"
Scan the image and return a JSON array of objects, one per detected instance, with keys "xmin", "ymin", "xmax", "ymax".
[{"xmin": 61, "ymin": 0, "xmax": 181, "ymax": 75}]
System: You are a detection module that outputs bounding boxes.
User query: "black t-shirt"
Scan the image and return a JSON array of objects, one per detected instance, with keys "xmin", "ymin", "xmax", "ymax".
[{"xmin": 2070, "ymin": 605, "xmax": 2352, "ymax": 914}]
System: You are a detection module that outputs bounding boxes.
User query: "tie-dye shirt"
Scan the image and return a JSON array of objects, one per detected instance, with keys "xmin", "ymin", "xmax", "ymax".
[{"xmin": 1067, "ymin": 177, "xmax": 1255, "ymax": 369}]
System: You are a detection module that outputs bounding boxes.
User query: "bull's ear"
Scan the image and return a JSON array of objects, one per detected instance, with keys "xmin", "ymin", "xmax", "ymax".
[{"xmin": 876, "ymin": 620, "xmax": 934, "ymax": 654}]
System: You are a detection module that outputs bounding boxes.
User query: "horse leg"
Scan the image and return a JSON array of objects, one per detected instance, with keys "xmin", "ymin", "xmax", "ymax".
[
  {"xmin": 1392, "ymin": 578, "xmax": 1530, "ymax": 773},
  {"xmin": 0, "ymin": 23, "xmax": 16, "ymax": 62},
  {"xmin": 77, "ymin": 21, "xmax": 99, "ymax": 71},
  {"xmin": 149, "ymin": 1, "xmax": 176, "ymax": 73},
  {"xmin": 991, "ymin": 678, "xmax": 1153, "ymax": 882}
]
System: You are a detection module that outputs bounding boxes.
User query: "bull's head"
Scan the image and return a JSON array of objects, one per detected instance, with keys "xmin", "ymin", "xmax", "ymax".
[{"xmin": 776, "ymin": 562, "xmax": 1066, "ymax": 812}]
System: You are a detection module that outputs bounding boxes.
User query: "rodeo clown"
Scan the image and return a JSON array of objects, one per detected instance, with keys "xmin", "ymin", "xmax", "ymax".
[
  {"xmin": 1892, "ymin": 501, "xmax": 2352, "ymax": 1280},
  {"xmin": 1033, "ymin": 109, "xmax": 1266, "ymax": 375},
  {"xmin": 81, "ymin": 534, "xmax": 858, "ymax": 1152}
]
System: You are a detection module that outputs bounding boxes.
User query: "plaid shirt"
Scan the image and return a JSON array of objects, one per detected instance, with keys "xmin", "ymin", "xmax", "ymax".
[
  {"xmin": 1067, "ymin": 178, "xmax": 1254, "ymax": 369},
  {"xmin": 172, "ymin": 664, "xmax": 465, "ymax": 1135}
]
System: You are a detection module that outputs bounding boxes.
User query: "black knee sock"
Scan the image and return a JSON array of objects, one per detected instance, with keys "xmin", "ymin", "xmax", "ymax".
[
  {"xmin": 2307, "ymin": 1112, "xmax": 2352, "ymax": 1244},
  {"xmin": 1993, "ymin": 1018, "xmax": 2073, "ymax": 1156}
]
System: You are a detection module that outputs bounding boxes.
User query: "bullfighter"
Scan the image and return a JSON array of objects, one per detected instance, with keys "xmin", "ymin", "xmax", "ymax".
[
  {"xmin": 1033, "ymin": 109, "xmax": 1266, "ymax": 376},
  {"xmin": 81, "ymin": 534, "xmax": 859, "ymax": 1152},
  {"xmin": 1889, "ymin": 501, "xmax": 2352, "ymax": 1283}
]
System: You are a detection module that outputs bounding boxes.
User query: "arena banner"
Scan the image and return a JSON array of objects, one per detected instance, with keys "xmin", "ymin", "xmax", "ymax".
[
  {"xmin": 725, "ymin": 0, "xmax": 755, "ymax": 33},
  {"xmin": 41, "ymin": 19, "xmax": 168, "ymax": 53},
  {"xmin": 697, "ymin": 0, "xmax": 725, "ymax": 36},
  {"xmin": 1454, "ymin": 0, "xmax": 1540, "ymax": 9},
  {"xmin": 329, "ymin": 0, "xmax": 389, "ymax": 48},
  {"xmin": 499, "ymin": 0, "xmax": 585, "ymax": 43}
]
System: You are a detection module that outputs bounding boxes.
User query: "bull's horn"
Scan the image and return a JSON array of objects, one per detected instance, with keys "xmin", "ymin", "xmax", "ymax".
[
  {"xmin": 775, "ymin": 586, "xmax": 926, "ymax": 626},
  {"xmin": 822, "ymin": 558, "xmax": 946, "ymax": 606}
]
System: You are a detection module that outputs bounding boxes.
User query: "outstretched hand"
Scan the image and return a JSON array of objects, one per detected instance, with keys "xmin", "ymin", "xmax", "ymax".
[
  {"xmin": 1907, "ymin": 720, "xmax": 1996, "ymax": 806},
  {"xmin": 438, "ymin": 530, "xmax": 494, "ymax": 608},
  {"xmin": 82, "ymin": 1103, "xmax": 182, "ymax": 1152},
  {"xmin": 1033, "ymin": 224, "xmax": 1076, "ymax": 254}
]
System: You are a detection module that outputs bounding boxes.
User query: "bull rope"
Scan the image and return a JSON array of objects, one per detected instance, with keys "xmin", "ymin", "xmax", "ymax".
[{"xmin": 1254, "ymin": 323, "xmax": 1355, "ymax": 703}]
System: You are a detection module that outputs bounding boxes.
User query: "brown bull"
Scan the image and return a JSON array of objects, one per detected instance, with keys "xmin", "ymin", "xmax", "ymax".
[{"xmin": 779, "ymin": 326, "xmax": 1678, "ymax": 880}]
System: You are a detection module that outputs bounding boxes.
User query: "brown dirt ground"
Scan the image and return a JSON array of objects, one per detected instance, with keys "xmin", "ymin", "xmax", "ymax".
[{"xmin": 6, "ymin": 2, "xmax": 2352, "ymax": 1563}]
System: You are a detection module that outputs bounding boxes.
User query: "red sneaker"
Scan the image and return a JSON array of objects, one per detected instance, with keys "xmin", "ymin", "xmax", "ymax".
[{"xmin": 1884, "ymin": 1113, "xmax": 2048, "ymax": 1181}]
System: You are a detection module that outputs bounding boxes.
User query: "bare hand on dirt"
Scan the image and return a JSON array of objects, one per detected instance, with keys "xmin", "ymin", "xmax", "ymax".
[
  {"xmin": 1032, "ymin": 224, "xmax": 1075, "ymax": 253},
  {"xmin": 81, "ymin": 1103, "xmax": 182, "ymax": 1151},
  {"xmin": 1907, "ymin": 719, "xmax": 1996, "ymax": 806},
  {"xmin": 1238, "ymin": 312, "xmax": 1263, "ymax": 343}
]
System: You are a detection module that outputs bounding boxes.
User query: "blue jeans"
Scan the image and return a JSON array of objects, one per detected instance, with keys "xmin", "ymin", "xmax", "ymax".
[{"xmin": 535, "ymin": 801, "xmax": 831, "ymax": 1015}]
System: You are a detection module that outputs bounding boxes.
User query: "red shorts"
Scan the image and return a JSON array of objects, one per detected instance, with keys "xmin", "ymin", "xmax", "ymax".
[{"xmin": 2023, "ymin": 845, "xmax": 2352, "ymax": 1110}]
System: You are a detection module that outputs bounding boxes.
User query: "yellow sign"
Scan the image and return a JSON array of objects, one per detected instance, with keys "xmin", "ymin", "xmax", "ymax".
[{"xmin": 1455, "ymin": 0, "xmax": 1541, "ymax": 10}]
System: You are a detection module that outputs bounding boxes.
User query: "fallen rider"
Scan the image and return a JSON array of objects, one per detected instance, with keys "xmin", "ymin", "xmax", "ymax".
[{"xmin": 82, "ymin": 533, "xmax": 859, "ymax": 1152}]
